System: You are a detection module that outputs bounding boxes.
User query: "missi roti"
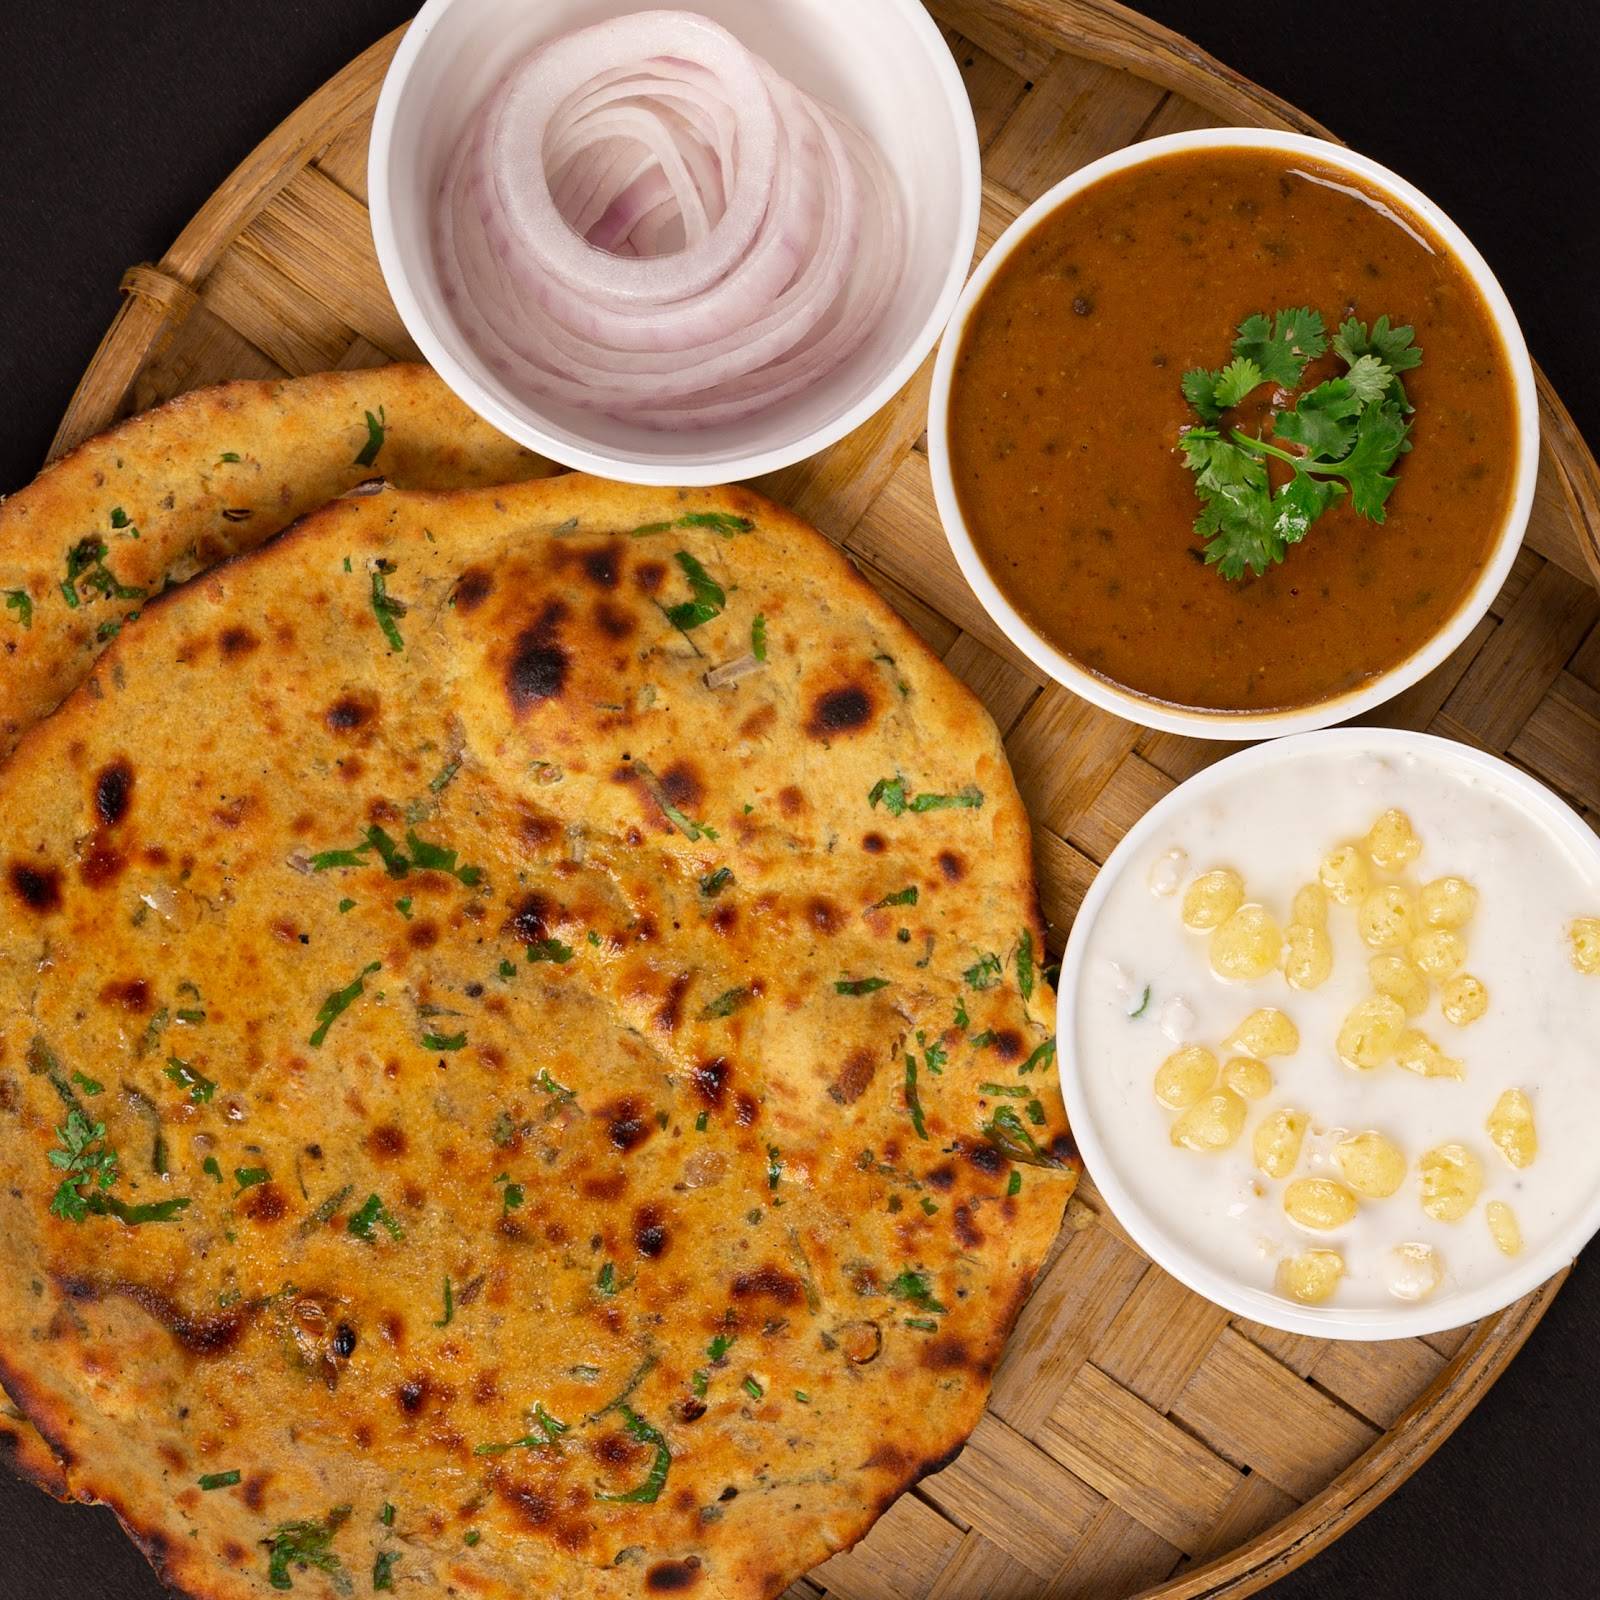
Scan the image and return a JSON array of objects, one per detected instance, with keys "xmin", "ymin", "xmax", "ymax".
[{"xmin": 0, "ymin": 475, "xmax": 1074, "ymax": 1599}]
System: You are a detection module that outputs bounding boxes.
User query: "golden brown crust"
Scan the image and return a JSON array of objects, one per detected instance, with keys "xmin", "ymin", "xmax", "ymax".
[
  {"xmin": 0, "ymin": 476, "xmax": 1073, "ymax": 1598},
  {"xmin": 0, "ymin": 363, "xmax": 551, "ymax": 761}
]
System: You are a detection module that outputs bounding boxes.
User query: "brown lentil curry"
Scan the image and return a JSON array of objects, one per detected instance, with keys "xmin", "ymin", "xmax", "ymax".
[{"xmin": 949, "ymin": 147, "xmax": 1517, "ymax": 712}]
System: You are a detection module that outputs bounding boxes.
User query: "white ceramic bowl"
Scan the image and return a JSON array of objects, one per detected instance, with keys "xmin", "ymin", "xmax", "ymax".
[
  {"xmin": 1055, "ymin": 728, "xmax": 1600, "ymax": 1340},
  {"xmin": 928, "ymin": 128, "xmax": 1541, "ymax": 739},
  {"xmin": 369, "ymin": 0, "xmax": 980, "ymax": 485}
]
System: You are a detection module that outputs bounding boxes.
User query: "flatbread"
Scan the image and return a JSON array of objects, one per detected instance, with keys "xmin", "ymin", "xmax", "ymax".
[
  {"xmin": 0, "ymin": 475, "xmax": 1074, "ymax": 1599},
  {"xmin": 0, "ymin": 363, "xmax": 551, "ymax": 763}
]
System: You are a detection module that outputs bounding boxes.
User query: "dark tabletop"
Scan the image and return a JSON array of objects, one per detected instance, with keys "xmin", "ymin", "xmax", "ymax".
[{"xmin": 0, "ymin": 2, "xmax": 1596, "ymax": 1596}]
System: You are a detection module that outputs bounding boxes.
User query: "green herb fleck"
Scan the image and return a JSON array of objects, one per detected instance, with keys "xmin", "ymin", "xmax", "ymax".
[
  {"xmin": 265, "ymin": 1505, "xmax": 350, "ymax": 1591},
  {"xmin": 373, "ymin": 1550, "xmax": 401, "ymax": 1591},
  {"xmin": 422, "ymin": 1030, "xmax": 467, "ymax": 1052},
  {"xmin": 198, "ymin": 1470, "xmax": 241, "ymax": 1490},
  {"xmin": 887, "ymin": 1269, "xmax": 946, "ymax": 1315},
  {"xmin": 218, "ymin": 452, "xmax": 242, "ymax": 464},
  {"xmin": 164, "ymin": 1056, "xmax": 216, "ymax": 1104},
  {"xmin": 766, "ymin": 1145, "xmax": 782, "ymax": 1191},
  {"xmin": 379, "ymin": 1504, "xmax": 395, "ymax": 1529},
  {"xmin": 903, "ymin": 1054, "xmax": 928, "ymax": 1141},
  {"xmin": 534, "ymin": 1067, "xmax": 577, "ymax": 1104},
  {"xmin": 663, "ymin": 550, "xmax": 726, "ymax": 632},
  {"xmin": 434, "ymin": 1276, "xmax": 454, "ymax": 1328},
  {"xmin": 835, "ymin": 976, "xmax": 889, "ymax": 996},
  {"xmin": 368, "ymin": 559, "xmax": 406, "ymax": 651},
  {"xmin": 347, "ymin": 1192, "xmax": 402, "ymax": 1243},
  {"xmin": 1019, "ymin": 1037, "xmax": 1057, "ymax": 1075},
  {"xmin": 699, "ymin": 866, "xmax": 734, "ymax": 898},
  {"xmin": 1008, "ymin": 1169, "xmax": 1023, "ymax": 1197},
  {"xmin": 631, "ymin": 511, "xmax": 752, "ymax": 538},
  {"xmin": 298, "ymin": 1184, "xmax": 353, "ymax": 1237},
  {"xmin": 1130, "ymin": 985, "xmax": 1152, "ymax": 1019},
  {"xmin": 308, "ymin": 961, "xmax": 380, "ymax": 1047},
  {"xmin": 526, "ymin": 938, "xmax": 574, "ymax": 965},
  {"xmin": 870, "ymin": 886, "xmax": 918, "ymax": 910},
  {"xmin": 338, "ymin": 898, "xmax": 356, "ymax": 914},
  {"xmin": 4, "ymin": 590, "xmax": 32, "ymax": 629},
  {"xmin": 473, "ymin": 1402, "xmax": 568, "ymax": 1455},
  {"xmin": 594, "ymin": 1406, "xmax": 672, "ymax": 1504},
  {"xmin": 982, "ymin": 1105, "xmax": 1063, "ymax": 1168},
  {"xmin": 203, "ymin": 1156, "xmax": 223, "ymax": 1184},
  {"xmin": 742, "ymin": 1375, "xmax": 764, "ymax": 1401},
  {"xmin": 463, "ymin": 1530, "xmax": 481, "ymax": 1547},
  {"xmin": 70, "ymin": 1070, "xmax": 104, "ymax": 1097},
  {"xmin": 979, "ymin": 1081, "xmax": 1029, "ymax": 1098},
  {"xmin": 596, "ymin": 1261, "xmax": 618, "ymax": 1296},
  {"xmin": 1016, "ymin": 930, "xmax": 1036, "ymax": 1002},
  {"xmin": 699, "ymin": 986, "xmax": 751, "ymax": 1020},
  {"xmin": 903, "ymin": 1316, "xmax": 939, "ymax": 1332},
  {"xmin": 964, "ymin": 952, "xmax": 1003, "ymax": 990},
  {"xmin": 234, "ymin": 1167, "xmax": 269, "ymax": 1190},
  {"xmin": 355, "ymin": 407, "xmax": 386, "ymax": 468},
  {"xmin": 750, "ymin": 612, "xmax": 768, "ymax": 661},
  {"xmin": 428, "ymin": 759, "xmax": 461, "ymax": 794}
]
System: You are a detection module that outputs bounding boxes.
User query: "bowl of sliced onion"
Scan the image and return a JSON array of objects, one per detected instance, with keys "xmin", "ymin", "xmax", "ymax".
[{"xmin": 370, "ymin": 0, "xmax": 980, "ymax": 484}]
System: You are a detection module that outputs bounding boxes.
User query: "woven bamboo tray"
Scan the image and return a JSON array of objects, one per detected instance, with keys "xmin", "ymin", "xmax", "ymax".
[{"xmin": 43, "ymin": 2, "xmax": 1600, "ymax": 1596}]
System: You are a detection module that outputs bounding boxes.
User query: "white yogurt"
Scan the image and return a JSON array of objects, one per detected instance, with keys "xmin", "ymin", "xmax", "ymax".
[{"xmin": 1067, "ymin": 734, "xmax": 1600, "ymax": 1321}]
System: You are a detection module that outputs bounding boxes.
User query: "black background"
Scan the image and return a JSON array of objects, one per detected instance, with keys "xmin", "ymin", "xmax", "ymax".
[{"xmin": 0, "ymin": 2, "xmax": 1596, "ymax": 1596}]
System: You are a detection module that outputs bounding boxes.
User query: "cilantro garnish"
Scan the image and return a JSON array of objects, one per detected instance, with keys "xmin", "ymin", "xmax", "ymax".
[
  {"xmin": 422, "ymin": 1030, "xmax": 467, "ymax": 1051},
  {"xmin": 71, "ymin": 1070, "xmax": 104, "ymax": 1097},
  {"xmin": 368, "ymin": 559, "xmax": 406, "ymax": 651},
  {"xmin": 312, "ymin": 825, "xmax": 481, "ymax": 887},
  {"xmin": 58, "ymin": 537, "xmax": 145, "ymax": 610},
  {"xmin": 1130, "ymin": 985, "xmax": 1152, "ymax": 1019},
  {"xmin": 1016, "ymin": 930, "xmax": 1036, "ymax": 1002},
  {"xmin": 870, "ymin": 886, "xmax": 918, "ymax": 910},
  {"xmin": 4, "ymin": 590, "xmax": 31, "ymax": 629},
  {"xmin": 964, "ymin": 952, "xmax": 1002, "ymax": 990},
  {"xmin": 664, "ymin": 550, "xmax": 726, "ymax": 631},
  {"xmin": 218, "ymin": 451, "xmax": 242, "ymax": 464},
  {"xmin": 265, "ymin": 1505, "xmax": 350, "ymax": 1591},
  {"xmin": 473, "ymin": 1402, "xmax": 567, "ymax": 1455},
  {"xmin": 594, "ymin": 1406, "xmax": 672, "ymax": 1504},
  {"xmin": 1008, "ymin": 1170, "xmax": 1023, "ymax": 1197},
  {"xmin": 887, "ymin": 1269, "xmax": 947, "ymax": 1314},
  {"xmin": 526, "ymin": 938, "xmax": 574, "ymax": 965},
  {"xmin": 835, "ymin": 977, "xmax": 889, "ymax": 996},
  {"xmin": 235, "ymin": 1167, "xmax": 270, "ymax": 1190},
  {"xmin": 373, "ymin": 1550, "xmax": 401, "ymax": 1591},
  {"xmin": 903, "ymin": 1316, "xmax": 939, "ymax": 1332},
  {"xmin": 203, "ymin": 1156, "xmax": 223, "ymax": 1184},
  {"xmin": 699, "ymin": 866, "xmax": 734, "ymax": 898},
  {"xmin": 903, "ymin": 1054, "xmax": 928, "ymax": 1141},
  {"xmin": 982, "ymin": 1105, "xmax": 1064, "ymax": 1168},
  {"xmin": 750, "ymin": 613, "xmax": 768, "ymax": 661},
  {"xmin": 595, "ymin": 1261, "xmax": 618, "ymax": 1296},
  {"xmin": 533, "ymin": 1067, "xmax": 576, "ymax": 1103},
  {"xmin": 308, "ymin": 961, "xmax": 380, "ymax": 1047},
  {"xmin": 47, "ymin": 1108, "xmax": 118, "ymax": 1220},
  {"xmin": 868, "ymin": 776, "xmax": 984, "ymax": 816},
  {"xmin": 164, "ymin": 1056, "xmax": 216, "ymax": 1104},
  {"xmin": 347, "ymin": 1192, "xmax": 402, "ymax": 1243},
  {"xmin": 1019, "ymin": 1036, "xmax": 1057, "ymax": 1075},
  {"xmin": 630, "ymin": 511, "xmax": 752, "ymax": 538},
  {"xmin": 198, "ymin": 1470, "xmax": 240, "ymax": 1490},
  {"xmin": 979, "ymin": 1081, "xmax": 1030, "ymax": 1098},
  {"xmin": 433, "ymin": 1276, "xmax": 454, "ymax": 1328},
  {"xmin": 742, "ymin": 1375, "xmax": 764, "ymax": 1401},
  {"xmin": 379, "ymin": 1504, "xmax": 395, "ymax": 1528},
  {"xmin": 1180, "ymin": 307, "xmax": 1422, "ymax": 579},
  {"xmin": 354, "ymin": 406, "xmax": 386, "ymax": 469},
  {"xmin": 766, "ymin": 1145, "xmax": 782, "ymax": 1191},
  {"xmin": 699, "ymin": 986, "xmax": 751, "ymax": 1020},
  {"xmin": 429, "ymin": 759, "xmax": 461, "ymax": 794}
]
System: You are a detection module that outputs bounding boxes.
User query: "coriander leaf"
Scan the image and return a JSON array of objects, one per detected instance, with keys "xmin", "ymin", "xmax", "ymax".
[
  {"xmin": 1334, "ymin": 399, "xmax": 1412, "ymax": 520},
  {"xmin": 198, "ymin": 1471, "xmax": 241, "ymax": 1491},
  {"xmin": 1180, "ymin": 367, "xmax": 1222, "ymax": 424},
  {"xmin": 664, "ymin": 550, "xmax": 725, "ymax": 631},
  {"xmin": 835, "ymin": 976, "xmax": 889, "ymax": 996},
  {"xmin": 526, "ymin": 938, "xmax": 574, "ymax": 964},
  {"xmin": 266, "ymin": 1506, "xmax": 350, "ymax": 1591},
  {"xmin": 347, "ymin": 1192, "xmax": 403, "ymax": 1243},
  {"xmin": 1272, "ymin": 473, "xmax": 1343, "ymax": 547},
  {"xmin": 903, "ymin": 1054, "xmax": 928, "ymax": 1140},
  {"xmin": 886, "ymin": 1269, "xmax": 946, "ymax": 1314},
  {"xmin": 909, "ymin": 786, "xmax": 984, "ymax": 813},
  {"xmin": 1195, "ymin": 477, "xmax": 1279, "ymax": 582},
  {"xmin": 1342, "ymin": 353, "xmax": 1395, "ymax": 405},
  {"xmin": 1234, "ymin": 306, "xmax": 1326, "ymax": 387},
  {"xmin": 309, "ymin": 961, "xmax": 380, "ymax": 1048},
  {"xmin": 3, "ymin": 590, "xmax": 31, "ymax": 629},
  {"xmin": 422, "ymin": 1030, "xmax": 467, "ymax": 1051},
  {"xmin": 750, "ymin": 613, "xmax": 768, "ymax": 661},
  {"xmin": 1273, "ymin": 378, "xmax": 1363, "ymax": 458},
  {"xmin": 594, "ymin": 1406, "xmax": 671, "ymax": 1504},
  {"xmin": 368, "ymin": 560, "xmax": 405, "ymax": 652},
  {"xmin": 982, "ymin": 1105, "xmax": 1064, "ymax": 1168},
  {"xmin": 355, "ymin": 407, "xmax": 386, "ymax": 468},
  {"xmin": 1212, "ymin": 355, "xmax": 1268, "ymax": 409},
  {"xmin": 1333, "ymin": 314, "xmax": 1422, "ymax": 375},
  {"xmin": 867, "ymin": 776, "xmax": 908, "ymax": 815}
]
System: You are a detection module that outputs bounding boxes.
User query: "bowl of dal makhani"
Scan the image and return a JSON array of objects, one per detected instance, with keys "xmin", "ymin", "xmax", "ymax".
[{"xmin": 928, "ymin": 128, "xmax": 1538, "ymax": 737}]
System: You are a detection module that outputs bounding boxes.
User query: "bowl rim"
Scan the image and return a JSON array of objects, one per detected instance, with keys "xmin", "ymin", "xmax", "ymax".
[
  {"xmin": 927, "ymin": 126, "xmax": 1542, "ymax": 739},
  {"xmin": 367, "ymin": 0, "xmax": 982, "ymax": 487},
  {"xmin": 1053, "ymin": 726, "xmax": 1600, "ymax": 1340}
]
